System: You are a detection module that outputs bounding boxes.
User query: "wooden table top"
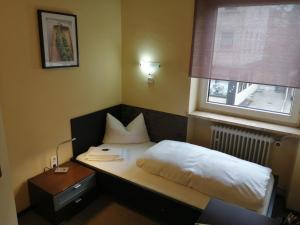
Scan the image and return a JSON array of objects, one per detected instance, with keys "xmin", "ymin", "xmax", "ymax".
[{"xmin": 28, "ymin": 161, "xmax": 95, "ymax": 196}]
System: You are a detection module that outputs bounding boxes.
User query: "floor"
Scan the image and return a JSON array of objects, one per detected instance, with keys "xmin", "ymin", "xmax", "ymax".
[
  {"xmin": 18, "ymin": 195, "xmax": 166, "ymax": 225},
  {"xmin": 18, "ymin": 194, "xmax": 295, "ymax": 225}
]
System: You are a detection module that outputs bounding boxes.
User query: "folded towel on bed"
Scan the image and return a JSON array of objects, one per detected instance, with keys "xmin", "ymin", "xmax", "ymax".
[{"xmin": 84, "ymin": 147, "xmax": 127, "ymax": 162}]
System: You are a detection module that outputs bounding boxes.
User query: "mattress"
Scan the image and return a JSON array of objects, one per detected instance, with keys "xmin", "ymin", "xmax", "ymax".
[{"xmin": 76, "ymin": 142, "xmax": 274, "ymax": 215}]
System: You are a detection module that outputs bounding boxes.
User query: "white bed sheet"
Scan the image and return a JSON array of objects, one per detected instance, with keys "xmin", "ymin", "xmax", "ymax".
[{"xmin": 76, "ymin": 142, "xmax": 274, "ymax": 215}]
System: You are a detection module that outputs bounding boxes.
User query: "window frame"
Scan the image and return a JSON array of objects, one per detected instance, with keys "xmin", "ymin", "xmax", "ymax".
[{"xmin": 198, "ymin": 79, "xmax": 300, "ymax": 126}]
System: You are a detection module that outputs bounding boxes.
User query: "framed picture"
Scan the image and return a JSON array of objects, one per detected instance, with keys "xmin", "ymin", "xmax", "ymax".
[{"xmin": 37, "ymin": 10, "xmax": 79, "ymax": 68}]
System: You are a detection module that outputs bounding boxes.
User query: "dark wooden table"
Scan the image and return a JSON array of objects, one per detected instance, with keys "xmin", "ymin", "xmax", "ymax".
[
  {"xmin": 28, "ymin": 161, "xmax": 96, "ymax": 224},
  {"xmin": 197, "ymin": 199, "xmax": 280, "ymax": 225}
]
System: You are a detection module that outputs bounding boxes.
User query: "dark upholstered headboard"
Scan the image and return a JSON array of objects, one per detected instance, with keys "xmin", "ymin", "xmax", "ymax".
[{"xmin": 70, "ymin": 104, "xmax": 188, "ymax": 158}]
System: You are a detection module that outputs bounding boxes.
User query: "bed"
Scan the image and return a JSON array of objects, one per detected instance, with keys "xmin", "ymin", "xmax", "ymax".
[{"xmin": 70, "ymin": 104, "xmax": 277, "ymax": 224}]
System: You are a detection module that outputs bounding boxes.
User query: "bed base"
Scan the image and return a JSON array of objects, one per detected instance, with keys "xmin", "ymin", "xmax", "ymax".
[
  {"xmin": 73, "ymin": 158, "xmax": 201, "ymax": 225},
  {"xmin": 267, "ymin": 175, "xmax": 278, "ymax": 217},
  {"xmin": 73, "ymin": 158, "xmax": 278, "ymax": 223},
  {"xmin": 70, "ymin": 104, "xmax": 278, "ymax": 222}
]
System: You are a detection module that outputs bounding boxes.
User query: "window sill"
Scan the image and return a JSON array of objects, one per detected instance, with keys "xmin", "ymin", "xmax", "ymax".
[{"xmin": 189, "ymin": 111, "xmax": 300, "ymax": 138}]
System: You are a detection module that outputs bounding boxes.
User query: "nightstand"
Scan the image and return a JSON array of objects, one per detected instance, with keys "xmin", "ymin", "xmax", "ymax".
[
  {"xmin": 28, "ymin": 161, "xmax": 96, "ymax": 224},
  {"xmin": 196, "ymin": 199, "xmax": 280, "ymax": 225}
]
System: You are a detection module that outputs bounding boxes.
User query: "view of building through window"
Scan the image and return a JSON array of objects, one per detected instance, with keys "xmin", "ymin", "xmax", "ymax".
[
  {"xmin": 207, "ymin": 80, "xmax": 294, "ymax": 114},
  {"xmin": 205, "ymin": 5, "xmax": 297, "ymax": 115},
  {"xmin": 209, "ymin": 4, "xmax": 300, "ymax": 89}
]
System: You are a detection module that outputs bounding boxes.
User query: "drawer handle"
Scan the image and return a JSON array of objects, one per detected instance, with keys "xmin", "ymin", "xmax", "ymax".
[
  {"xmin": 75, "ymin": 198, "xmax": 82, "ymax": 204},
  {"xmin": 73, "ymin": 184, "xmax": 82, "ymax": 189}
]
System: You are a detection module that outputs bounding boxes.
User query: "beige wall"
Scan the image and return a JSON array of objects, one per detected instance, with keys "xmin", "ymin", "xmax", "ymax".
[
  {"xmin": 0, "ymin": 0, "xmax": 121, "ymax": 212},
  {"xmin": 288, "ymin": 145, "xmax": 300, "ymax": 211},
  {"xmin": 0, "ymin": 108, "xmax": 18, "ymax": 225},
  {"xmin": 122, "ymin": 0, "xmax": 195, "ymax": 116}
]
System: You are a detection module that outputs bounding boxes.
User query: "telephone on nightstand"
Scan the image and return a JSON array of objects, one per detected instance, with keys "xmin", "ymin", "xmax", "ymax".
[{"xmin": 54, "ymin": 167, "xmax": 69, "ymax": 173}]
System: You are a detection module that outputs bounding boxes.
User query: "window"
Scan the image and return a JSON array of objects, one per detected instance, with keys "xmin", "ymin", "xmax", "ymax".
[
  {"xmin": 190, "ymin": 1, "xmax": 300, "ymax": 125},
  {"xmin": 198, "ymin": 79, "xmax": 300, "ymax": 125},
  {"xmin": 220, "ymin": 31, "xmax": 234, "ymax": 49},
  {"xmin": 207, "ymin": 80, "xmax": 294, "ymax": 114},
  {"xmin": 190, "ymin": 3, "xmax": 300, "ymax": 88}
]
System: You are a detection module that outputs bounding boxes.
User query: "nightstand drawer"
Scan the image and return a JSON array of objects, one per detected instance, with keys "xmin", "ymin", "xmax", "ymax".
[{"xmin": 53, "ymin": 174, "xmax": 96, "ymax": 211}]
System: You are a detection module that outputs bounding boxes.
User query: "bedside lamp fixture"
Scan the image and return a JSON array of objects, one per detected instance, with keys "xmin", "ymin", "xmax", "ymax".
[
  {"xmin": 140, "ymin": 61, "xmax": 160, "ymax": 83},
  {"xmin": 55, "ymin": 138, "xmax": 76, "ymax": 173}
]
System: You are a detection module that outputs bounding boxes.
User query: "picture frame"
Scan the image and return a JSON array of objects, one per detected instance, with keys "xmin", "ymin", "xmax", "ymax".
[{"xmin": 37, "ymin": 10, "xmax": 79, "ymax": 69}]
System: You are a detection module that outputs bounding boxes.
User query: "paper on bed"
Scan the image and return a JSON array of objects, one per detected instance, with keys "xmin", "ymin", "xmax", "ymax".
[
  {"xmin": 84, "ymin": 155, "xmax": 123, "ymax": 161},
  {"xmin": 137, "ymin": 140, "xmax": 272, "ymax": 211},
  {"xmin": 84, "ymin": 147, "xmax": 128, "ymax": 161}
]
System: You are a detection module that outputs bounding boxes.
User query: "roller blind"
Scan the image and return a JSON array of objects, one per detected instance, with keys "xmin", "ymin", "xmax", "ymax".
[{"xmin": 189, "ymin": 0, "xmax": 300, "ymax": 88}]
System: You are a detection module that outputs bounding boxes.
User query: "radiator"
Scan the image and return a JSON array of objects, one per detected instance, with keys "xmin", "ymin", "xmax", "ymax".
[{"xmin": 210, "ymin": 125, "xmax": 274, "ymax": 166}]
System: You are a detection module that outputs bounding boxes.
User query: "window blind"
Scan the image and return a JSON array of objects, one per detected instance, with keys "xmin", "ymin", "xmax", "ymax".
[{"xmin": 189, "ymin": 0, "xmax": 300, "ymax": 88}]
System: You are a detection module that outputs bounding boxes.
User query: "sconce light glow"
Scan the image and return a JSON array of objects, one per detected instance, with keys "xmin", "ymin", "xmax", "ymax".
[
  {"xmin": 140, "ymin": 61, "xmax": 160, "ymax": 76},
  {"xmin": 140, "ymin": 60, "xmax": 160, "ymax": 84}
]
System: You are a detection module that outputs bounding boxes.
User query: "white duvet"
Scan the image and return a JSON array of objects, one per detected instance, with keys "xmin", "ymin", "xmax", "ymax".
[{"xmin": 136, "ymin": 140, "xmax": 272, "ymax": 211}]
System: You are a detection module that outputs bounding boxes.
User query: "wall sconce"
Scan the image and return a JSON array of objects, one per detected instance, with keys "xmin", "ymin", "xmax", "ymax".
[{"xmin": 139, "ymin": 61, "xmax": 160, "ymax": 83}]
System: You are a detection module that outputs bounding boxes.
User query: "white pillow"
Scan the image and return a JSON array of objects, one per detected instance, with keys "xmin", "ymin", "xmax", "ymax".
[{"xmin": 102, "ymin": 113, "xmax": 150, "ymax": 144}]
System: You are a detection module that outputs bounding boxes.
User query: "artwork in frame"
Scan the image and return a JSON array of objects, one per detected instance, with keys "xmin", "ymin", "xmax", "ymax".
[{"xmin": 37, "ymin": 10, "xmax": 79, "ymax": 68}]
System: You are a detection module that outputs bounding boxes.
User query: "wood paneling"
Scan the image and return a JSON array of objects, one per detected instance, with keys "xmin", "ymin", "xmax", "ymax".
[{"xmin": 71, "ymin": 104, "xmax": 188, "ymax": 157}]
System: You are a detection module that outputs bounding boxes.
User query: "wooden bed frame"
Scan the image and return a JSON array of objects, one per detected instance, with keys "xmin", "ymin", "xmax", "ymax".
[{"xmin": 70, "ymin": 104, "xmax": 277, "ymax": 224}]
